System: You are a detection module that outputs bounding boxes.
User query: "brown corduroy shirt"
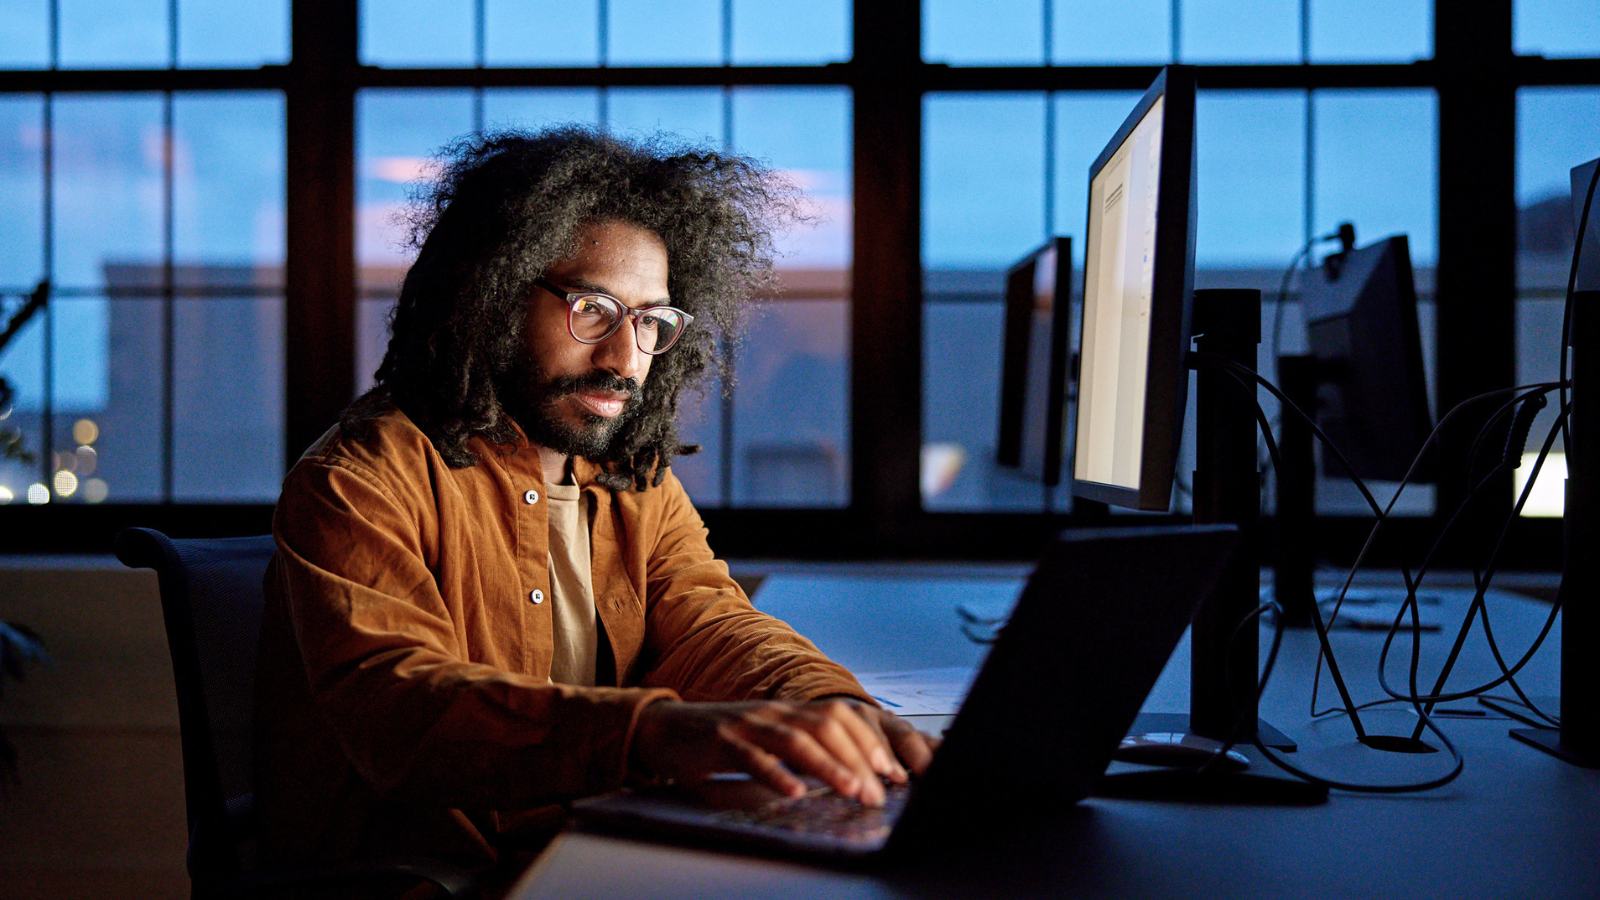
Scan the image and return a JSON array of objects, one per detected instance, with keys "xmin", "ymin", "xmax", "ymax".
[{"xmin": 253, "ymin": 407, "xmax": 869, "ymax": 885}]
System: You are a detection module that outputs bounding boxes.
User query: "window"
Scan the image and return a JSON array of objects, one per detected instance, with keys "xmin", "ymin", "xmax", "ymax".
[{"xmin": 1, "ymin": 0, "xmax": 1596, "ymax": 568}]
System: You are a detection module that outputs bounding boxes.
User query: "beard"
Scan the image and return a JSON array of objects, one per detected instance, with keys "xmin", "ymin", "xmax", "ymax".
[{"xmin": 500, "ymin": 362, "xmax": 644, "ymax": 460}]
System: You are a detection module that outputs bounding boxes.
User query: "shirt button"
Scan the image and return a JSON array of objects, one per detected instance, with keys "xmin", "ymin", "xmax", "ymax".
[
  {"xmin": 524, "ymin": 489, "xmax": 539, "ymax": 504},
  {"xmin": 530, "ymin": 590, "xmax": 545, "ymax": 604}
]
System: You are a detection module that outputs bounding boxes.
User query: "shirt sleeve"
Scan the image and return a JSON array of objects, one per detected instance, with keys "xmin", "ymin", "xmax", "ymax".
[
  {"xmin": 631, "ymin": 472, "xmax": 874, "ymax": 705},
  {"xmin": 267, "ymin": 453, "xmax": 677, "ymax": 811}
]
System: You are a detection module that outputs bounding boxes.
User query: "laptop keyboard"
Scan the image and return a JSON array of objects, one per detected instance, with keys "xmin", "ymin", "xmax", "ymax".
[{"xmin": 710, "ymin": 781, "xmax": 912, "ymax": 842}]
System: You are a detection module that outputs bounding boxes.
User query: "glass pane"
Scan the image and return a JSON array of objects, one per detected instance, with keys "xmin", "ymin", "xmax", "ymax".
[
  {"xmin": 923, "ymin": 94, "xmax": 1050, "ymax": 511},
  {"xmin": 362, "ymin": 0, "xmax": 476, "ymax": 66},
  {"xmin": 924, "ymin": 94, "xmax": 1048, "ymax": 271},
  {"xmin": 357, "ymin": 90, "xmax": 474, "ymax": 390},
  {"xmin": 607, "ymin": 0, "xmax": 722, "ymax": 65},
  {"xmin": 731, "ymin": 87, "xmax": 851, "ymax": 267},
  {"xmin": 59, "ymin": 0, "xmax": 169, "ymax": 68},
  {"xmin": 356, "ymin": 296, "xmax": 393, "ymax": 396},
  {"xmin": 1051, "ymin": 0, "xmax": 1170, "ymax": 65},
  {"xmin": 1514, "ymin": 87, "xmax": 1600, "ymax": 517},
  {"xmin": 1517, "ymin": 87, "xmax": 1600, "ymax": 294},
  {"xmin": 923, "ymin": 298, "xmax": 1052, "ymax": 511},
  {"xmin": 52, "ymin": 95, "xmax": 166, "ymax": 291},
  {"xmin": 178, "ymin": 0, "xmax": 291, "ymax": 67},
  {"xmin": 0, "ymin": 97, "xmax": 46, "ymax": 290},
  {"xmin": 731, "ymin": 0, "xmax": 849, "ymax": 65},
  {"xmin": 172, "ymin": 93, "xmax": 286, "ymax": 273},
  {"xmin": 485, "ymin": 0, "xmax": 601, "ymax": 66},
  {"xmin": 722, "ymin": 88, "xmax": 851, "ymax": 508},
  {"xmin": 172, "ymin": 296, "xmax": 284, "ymax": 502},
  {"xmin": 1516, "ymin": 0, "xmax": 1600, "ymax": 58},
  {"xmin": 1308, "ymin": 91, "xmax": 1438, "ymax": 516},
  {"xmin": 1308, "ymin": 0, "xmax": 1430, "ymax": 63},
  {"xmin": 732, "ymin": 299, "xmax": 848, "ymax": 507},
  {"xmin": 1, "ymin": 300, "xmax": 41, "ymax": 503},
  {"xmin": 924, "ymin": 0, "xmax": 1044, "ymax": 65},
  {"xmin": 1180, "ymin": 0, "xmax": 1299, "ymax": 63},
  {"xmin": 0, "ymin": 297, "xmax": 131, "ymax": 504},
  {"xmin": 356, "ymin": 90, "xmax": 476, "ymax": 270},
  {"xmin": 94, "ymin": 295, "xmax": 164, "ymax": 501},
  {"xmin": 608, "ymin": 88, "xmax": 725, "ymax": 144},
  {"xmin": 482, "ymin": 88, "xmax": 602, "ymax": 132},
  {"xmin": 0, "ymin": 0, "xmax": 50, "ymax": 68},
  {"xmin": 1311, "ymin": 90, "xmax": 1438, "ymax": 266},
  {"xmin": 1195, "ymin": 91, "xmax": 1307, "ymax": 272},
  {"xmin": 669, "ymin": 364, "xmax": 727, "ymax": 505}
]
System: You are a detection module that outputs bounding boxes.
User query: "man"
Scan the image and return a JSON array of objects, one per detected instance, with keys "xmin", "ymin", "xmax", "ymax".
[{"xmin": 254, "ymin": 127, "xmax": 935, "ymax": 896}]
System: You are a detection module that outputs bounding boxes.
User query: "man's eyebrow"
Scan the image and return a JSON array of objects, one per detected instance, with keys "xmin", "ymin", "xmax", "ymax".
[{"xmin": 557, "ymin": 276, "xmax": 672, "ymax": 308}]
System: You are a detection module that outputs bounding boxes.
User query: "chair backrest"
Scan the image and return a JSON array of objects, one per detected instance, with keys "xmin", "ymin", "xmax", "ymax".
[{"xmin": 116, "ymin": 527, "xmax": 278, "ymax": 892}]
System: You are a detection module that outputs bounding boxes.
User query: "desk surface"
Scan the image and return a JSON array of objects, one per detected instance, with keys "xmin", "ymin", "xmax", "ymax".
[{"xmin": 512, "ymin": 571, "xmax": 1598, "ymax": 900}]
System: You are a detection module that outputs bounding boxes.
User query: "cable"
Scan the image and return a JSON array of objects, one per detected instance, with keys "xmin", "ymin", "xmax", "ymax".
[
  {"xmin": 1374, "ymin": 399, "xmax": 1568, "ymax": 711},
  {"xmin": 1187, "ymin": 381, "xmax": 1464, "ymax": 793},
  {"xmin": 1302, "ymin": 383, "xmax": 1563, "ymax": 717}
]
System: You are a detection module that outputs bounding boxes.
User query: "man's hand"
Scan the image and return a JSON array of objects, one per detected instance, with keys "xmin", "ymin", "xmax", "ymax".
[{"xmin": 629, "ymin": 698, "xmax": 938, "ymax": 806}]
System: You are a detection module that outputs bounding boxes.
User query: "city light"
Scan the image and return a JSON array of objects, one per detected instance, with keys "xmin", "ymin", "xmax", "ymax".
[
  {"xmin": 54, "ymin": 470, "xmax": 79, "ymax": 498},
  {"xmin": 0, "ymin": 486, "xmax": 12, "ymax": 503},
  {"xmin": 75, "ymin": 445, "xmax": 98, "ymax": 476},
  {"xmin": 27, "ymin": 483, "xmax": 49, "ymax": 504}
]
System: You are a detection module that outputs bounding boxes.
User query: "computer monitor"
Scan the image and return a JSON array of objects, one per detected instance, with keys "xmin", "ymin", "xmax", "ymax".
[
  {"xmin": 996, "ymin": 237, "xmax": 1073, "ymax": 486},
  {"xmin": 1576, "ymin": 158, "xmax": 1600, "ymax": 294},
  {"xmin": 1071, "ymin": 65, "xmax": 1197, "ymax": 512},
  {"xmin": 1301, "ymin": 235, "xmax": 1434, "ymax": 484},
  {"xmin": 1069, "ymin": 66, "xmax": 1298, "ymax": 757}
]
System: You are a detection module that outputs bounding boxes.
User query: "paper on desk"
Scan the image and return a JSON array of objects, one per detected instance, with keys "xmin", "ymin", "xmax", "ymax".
[{"xmin": 854, "ymin": 666, "xmax": 979, "ymax": 716}]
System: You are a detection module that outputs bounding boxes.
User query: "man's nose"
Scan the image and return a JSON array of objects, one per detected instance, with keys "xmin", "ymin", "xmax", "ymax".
[{"xmin": 593, "ymin": 316, "xmax": 647, "ymax": 380}]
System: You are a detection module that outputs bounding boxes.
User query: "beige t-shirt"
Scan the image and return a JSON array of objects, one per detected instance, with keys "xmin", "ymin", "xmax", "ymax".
[{"xmin": 545, "ymin": 476, "xmax": 598, "ymax": 686}]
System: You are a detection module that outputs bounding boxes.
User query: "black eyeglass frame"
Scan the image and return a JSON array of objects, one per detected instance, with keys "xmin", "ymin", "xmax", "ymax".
[{"xmin": 532, "ymin": 276, "xmax": 695, "ymax": 355}]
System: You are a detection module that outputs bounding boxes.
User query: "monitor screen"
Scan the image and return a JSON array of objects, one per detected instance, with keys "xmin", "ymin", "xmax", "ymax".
[
  {"xmin": 1301, "ymin": 234, "xmax": 1434, "ymax": 483},
  {"xmin": 1071, "ymin": 66, "xmax": 1198, "ymax": 511},
  {"xmin": 996, "ymin": 237, "xmax": 1072, "ymax": 486}
]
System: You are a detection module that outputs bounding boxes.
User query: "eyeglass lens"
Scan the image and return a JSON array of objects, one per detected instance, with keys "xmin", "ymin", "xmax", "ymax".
[{"xmin": 569, "ymin": 295, "xmax": 687, "ymax": 354}]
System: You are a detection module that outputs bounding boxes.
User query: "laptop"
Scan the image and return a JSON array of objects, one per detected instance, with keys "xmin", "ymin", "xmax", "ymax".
[{"xmin": 572, "ymin": 524, "xmax": 1238, "ymax": 858}]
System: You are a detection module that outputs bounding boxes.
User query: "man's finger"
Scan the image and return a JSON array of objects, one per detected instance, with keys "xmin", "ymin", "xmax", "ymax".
[
  {"xmin": 731, "ymin": 711, "xmax": 878, "ymax": 804},
  {"xmin": 820, "ymin": 699, "xmax": 908, "ymax": 782}
]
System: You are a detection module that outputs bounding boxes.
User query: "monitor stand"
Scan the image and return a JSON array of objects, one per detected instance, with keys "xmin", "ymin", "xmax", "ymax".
[
  {"xmin": 1184, "ymin": 288, "xmax": 1294, "ymax": 752},
  {"xmin": 1513, "ymin": 289, "xmax": 1600, "ymax": 768}
]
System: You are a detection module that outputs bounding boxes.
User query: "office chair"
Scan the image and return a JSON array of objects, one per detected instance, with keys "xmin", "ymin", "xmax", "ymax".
[{"xmin": 116, "ymin": 527, "xmax": 477, "ymax": 900}]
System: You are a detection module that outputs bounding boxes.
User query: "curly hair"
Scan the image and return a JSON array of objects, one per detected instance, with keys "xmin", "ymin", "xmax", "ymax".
[{"xmin": 344, "ymin": 125, "xmax": 803, "ymax": 491}]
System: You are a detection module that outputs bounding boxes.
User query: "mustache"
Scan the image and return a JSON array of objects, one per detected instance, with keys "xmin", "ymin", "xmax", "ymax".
[{"xmin": 547, "ymin": 371, "xmax": 644, "ymax": 401}]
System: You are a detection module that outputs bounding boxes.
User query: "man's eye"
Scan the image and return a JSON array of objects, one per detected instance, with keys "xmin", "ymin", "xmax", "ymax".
[
  {"xmin": 637, "ymin": 313, "xmax": 661, "ymax": 331},
  {"xmin": 573, "ymin": 298, "xmax": 611, "ymax": 318}
]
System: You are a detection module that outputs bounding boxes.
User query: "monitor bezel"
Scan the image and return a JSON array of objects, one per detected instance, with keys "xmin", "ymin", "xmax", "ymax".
[{"xmin": 1070, "ymin": 65, "xmax": 1199, "ymax": 512}]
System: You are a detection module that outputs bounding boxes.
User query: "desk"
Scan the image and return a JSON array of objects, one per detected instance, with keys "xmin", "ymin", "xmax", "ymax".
[{"xmin": 511, "ymin": 571, "xmax": 1599, "ymax": 900}]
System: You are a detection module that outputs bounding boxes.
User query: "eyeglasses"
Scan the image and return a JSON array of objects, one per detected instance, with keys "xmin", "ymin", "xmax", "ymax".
[{"xmin": 533, "ymin": 276, "xmax": 695, "ymax": 355}]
